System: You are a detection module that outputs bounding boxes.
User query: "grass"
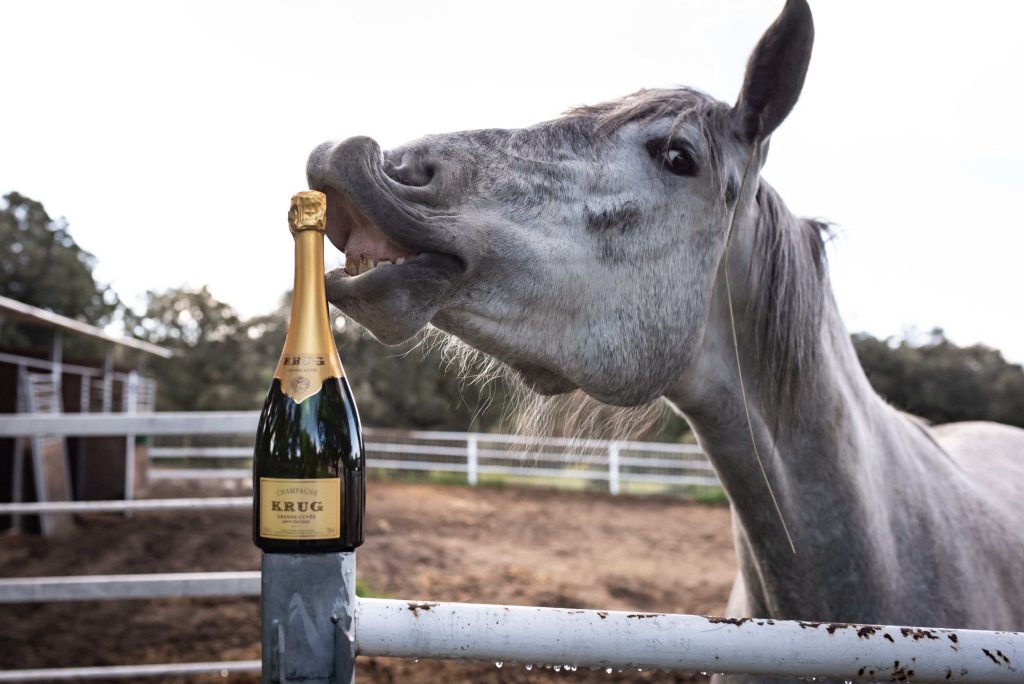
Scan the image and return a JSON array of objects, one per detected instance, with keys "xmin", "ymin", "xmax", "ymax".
[
  {"xmin": 355, "ymin": 578, "xmax": 390, "ymax": 599},
  {"xmin": 366, "ymin": 467, "xmax": 727, "ymax": 504},
  {"xmin": 687, "ymin": 487, "xmax": 730, "ymax": 506},
  {"xmin": 152, "ymin": 453, "xmax": 727, "ymax": 504},
  {"xmin": 366, "ymin": 469, "xmax": 508, "ymax": 489}
]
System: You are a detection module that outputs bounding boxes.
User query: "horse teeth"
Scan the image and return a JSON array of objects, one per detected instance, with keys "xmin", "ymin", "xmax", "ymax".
[{"xmin": 345, "ymin": 254, "xmax": 408, "ymax": 274}]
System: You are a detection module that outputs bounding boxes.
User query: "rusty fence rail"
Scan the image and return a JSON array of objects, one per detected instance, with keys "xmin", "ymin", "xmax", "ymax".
[
  {"xmin": 354, "ymin": 598, "xmax": 1024, "ymax": 682},
  {"xmin": 2, "ymin": 564, "xmax": 1021, "ymax": 682}
]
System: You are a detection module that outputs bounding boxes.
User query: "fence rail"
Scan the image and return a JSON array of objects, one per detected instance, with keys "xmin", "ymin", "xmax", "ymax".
[
  {"xmin": 0, "ymin": 661, "xmax": 261, "ymax": 682},
  {"xmin": 0, "ymin": 572, "xmax": 259, "ymax": 603},
  {"xmin": 0, "ymin": 412, "xmax": 720, "ymax": 495},
  {"xmin": 2, "ymin": 412, "xmax": 1022, "ymax": 682},
  {"xmin": 355, "ymin": 598, "xmax": 1024, "ymax": 682},
  {"xmin": 2, "ymin": 567, "xmax": 1021, "ymax": 683},
  {"xmin": 0, "ymin": 497, "xmax": 249, "ymax": 515}
]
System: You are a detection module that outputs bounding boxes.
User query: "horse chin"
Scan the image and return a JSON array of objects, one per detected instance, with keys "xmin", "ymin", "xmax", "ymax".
[
  {"xmin": 325, "ymin": 253, "xmax": 462, "ymax": 345},
  {"xmin": 506, "ymin": 360, "xmax": 577, "ymax": 396}
]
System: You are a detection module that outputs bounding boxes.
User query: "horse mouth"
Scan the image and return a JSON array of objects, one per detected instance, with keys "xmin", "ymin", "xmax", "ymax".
[{"xmin": 306, "ymin": 136, "xmax": 465, "ymax": 344}]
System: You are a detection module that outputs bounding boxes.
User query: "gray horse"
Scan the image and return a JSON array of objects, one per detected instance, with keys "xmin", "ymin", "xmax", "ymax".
[{"xmin": 307, "ymin": 0, "xmax": 1024, "ymax": 679}]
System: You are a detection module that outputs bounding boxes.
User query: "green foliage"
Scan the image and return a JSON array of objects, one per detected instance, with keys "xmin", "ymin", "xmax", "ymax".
[
  {"xmin": 0, "ymin": 192, "xmax": 119, "ymax": 324},
  {"xmin": 129, "ymin": 285, "xmax": 509, "ymax": 428},
  {"xmin": 0, "ymin": 192, "xmax": 119, "ymax": 357},
  {"xmin": 688, "ymin": 487, "xmax": 729, "ymax": 506},
  {"xmin": 354, "ymin": 578, "xmax": 390, "ymax": 599},
  {"xmin": 127, "ymin": 286, "xmax": 284, "ymax": 411},
  {"xmin": 853, "ymin": 329, "xmax": 1024, "ymax": 427}
]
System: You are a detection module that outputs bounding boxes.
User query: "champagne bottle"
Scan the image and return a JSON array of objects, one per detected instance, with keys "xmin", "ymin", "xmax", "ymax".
[{"xmin": 252, "ymin": 190, "xmax": 365, "ymax": 553}]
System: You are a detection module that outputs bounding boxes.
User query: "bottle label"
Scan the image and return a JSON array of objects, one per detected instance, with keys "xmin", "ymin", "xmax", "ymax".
[
  {"xmin": 259, "ymin": 477, "xmax": 342, "ymax": 540},
  {"xmin": 274, "ymin": 352, "xmax": 344, "ymax": 403}
]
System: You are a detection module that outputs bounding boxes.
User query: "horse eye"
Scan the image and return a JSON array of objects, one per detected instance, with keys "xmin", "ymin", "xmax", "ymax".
[
  {"xmin": 662, "ymin": 147, "xmax": 698, "ymax": 176},
  {"xmin": 648, "ymin": 140, "xmax": 698, "ymax": 177}
]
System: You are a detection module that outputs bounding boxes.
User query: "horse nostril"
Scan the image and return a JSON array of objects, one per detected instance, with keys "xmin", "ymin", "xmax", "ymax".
[{"xmin": 383, "ymin": 151, "xmax": 436, "ymax": 188}]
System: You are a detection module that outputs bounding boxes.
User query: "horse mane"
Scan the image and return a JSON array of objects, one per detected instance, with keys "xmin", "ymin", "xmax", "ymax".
[{"xmin": 749, "ymin": 183, "xmax": 832, "ymax": 424}]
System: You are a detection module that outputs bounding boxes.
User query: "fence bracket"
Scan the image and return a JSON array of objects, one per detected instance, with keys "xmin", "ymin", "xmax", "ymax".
[{"xmin": 261, "ymin": 553, "xmax": 356, "ymax": 684}]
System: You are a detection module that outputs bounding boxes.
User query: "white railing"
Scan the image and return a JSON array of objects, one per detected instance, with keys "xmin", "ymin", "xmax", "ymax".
[
  {"xmin": 2, "ymin": 413, "xmax": 1023, "ymax": 682},
  {"xmin": 3, "ymin": 566, "xmax": 1021, "ymax": 683},
  {"xmin": 0, "ymin": 351, "xmax": 157, "ymax": 414},
  {"xmin": 0, "ymin": 661, "xmax": 261, "ymax": 682},
  {"xmin": 2, "ymin": 567, "xmax": 1021, "ymax": 683},
  {"xmin": 0, "ymin": 412, "xmax": 720, "ymax": 495},
  {"xmin": 0, "ymin": 572, "xmax": 259, "ymax": 603}
]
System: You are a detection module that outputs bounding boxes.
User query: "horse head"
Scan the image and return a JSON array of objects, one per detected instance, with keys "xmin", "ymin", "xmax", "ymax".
[{"xmin": 307, "ymin": 0, "xmax": 814, "ymax": 408}]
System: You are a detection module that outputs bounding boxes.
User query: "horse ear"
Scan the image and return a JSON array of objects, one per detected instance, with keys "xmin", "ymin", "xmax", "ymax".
[{"xmin": 732, "ymin": 0, "xmax": 814, "ymax": 144}]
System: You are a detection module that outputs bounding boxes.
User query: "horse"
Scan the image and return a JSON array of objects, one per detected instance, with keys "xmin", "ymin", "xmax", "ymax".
[{"xmin": 306, "ymin": 1, "xmax": 1024, "ymax": 680}]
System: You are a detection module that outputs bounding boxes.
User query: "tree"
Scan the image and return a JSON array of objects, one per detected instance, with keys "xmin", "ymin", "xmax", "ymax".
[
  {"xmin": 0, "ymin": 192, "xmax": 118, "ymax": 324},
  {"xmin": 128, "ymin": 285, "xmax": 512, "ymax": 427},
  {"xmin": 0, "ymin": 192, "xmax": 120, "ymax": 356},
  {"xmin": 128, "ymin": 286, "xmax": 273, "ymax": 411},
  {"xmin": 853, "ymin": 330, "xmax": 1024, "ymax": 427}
]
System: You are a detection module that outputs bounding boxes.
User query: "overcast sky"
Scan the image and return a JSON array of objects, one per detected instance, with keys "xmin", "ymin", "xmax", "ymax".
[{"xmin": 3, "ymin": 1, "xmax": 1022, "ymax": 360}]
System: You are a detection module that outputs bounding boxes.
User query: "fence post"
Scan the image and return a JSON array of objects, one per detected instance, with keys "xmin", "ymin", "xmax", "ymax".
[
  {"xmin": 261, "ymin": 552, "xmax": 356, "ymax": 684},
  {"xmin": 101, "ymin": 350, "xmax": 114, "ymax": 413},
  {"xmin": 466, "ymin": 435, "xmax": 478, "ymax": 487},
  {"xmin": 608, "ymin": 442, "xmax": 620, "ymax": 495},
  {"xmin": 124, "ymin": 372, "xmax": 139, "ymax": 509}
]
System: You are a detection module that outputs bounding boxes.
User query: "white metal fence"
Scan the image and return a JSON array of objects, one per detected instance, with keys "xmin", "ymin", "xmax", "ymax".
[
  {"xmin": 4, "ymin": 413, "xmax": 1020, "ymax": 682},
  {"xmin": 0, "ymin": 411, "xmax": 721, "ymax": 495},
  {"xmin": 150, "ymin": 428, "xmax": 719, "ymax": 494}
]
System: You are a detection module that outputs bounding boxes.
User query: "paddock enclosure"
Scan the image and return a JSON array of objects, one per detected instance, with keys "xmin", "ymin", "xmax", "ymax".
[
  {"xmin": 0, "ymin": 480, "xmax": 736, "ymax": 683},
  {"xmin": 1, "ymin": 414, "xmax": 1022, "ymax": 683}
]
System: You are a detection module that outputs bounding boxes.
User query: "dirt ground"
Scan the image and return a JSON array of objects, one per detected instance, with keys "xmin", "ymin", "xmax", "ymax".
[{"xmin": 0, "ymin": 479, "xmax": 737, "ymax": 683}]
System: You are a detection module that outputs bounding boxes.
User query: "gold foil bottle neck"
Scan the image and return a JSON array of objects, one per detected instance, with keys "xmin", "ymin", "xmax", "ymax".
[
  {"xmin": 275, "ymin": 190, "xmax": 343, "ymax": 403},
  {"xmin": 288, "ymin": 190, "xmax": 327, "ymax": 234}
]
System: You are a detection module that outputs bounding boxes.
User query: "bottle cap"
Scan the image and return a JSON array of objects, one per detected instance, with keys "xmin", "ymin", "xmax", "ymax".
[{"xmin": 288, "ymin": 191, "xmax": 327, "ymax": 234}]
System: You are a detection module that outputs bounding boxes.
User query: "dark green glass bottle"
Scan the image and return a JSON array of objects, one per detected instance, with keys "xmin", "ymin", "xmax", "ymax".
[{"xmin": 252, "ymin": 191, "xmax": 365, "ymax": 553}]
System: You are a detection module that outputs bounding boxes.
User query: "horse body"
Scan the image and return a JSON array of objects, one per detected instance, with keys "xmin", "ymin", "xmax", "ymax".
[
  {"xmin": 306, "ymin": 1, "xmax": 1024, "ymax": 679},
  {"xmin": 669, "ymin": 184, "xmax": 1024, "ymax": 635}
]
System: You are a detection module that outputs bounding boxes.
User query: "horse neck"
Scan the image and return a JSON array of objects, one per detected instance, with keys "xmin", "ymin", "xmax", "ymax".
[{"xmin": 663, "ymin": 186, "xmax": 948, "ymax": 618}]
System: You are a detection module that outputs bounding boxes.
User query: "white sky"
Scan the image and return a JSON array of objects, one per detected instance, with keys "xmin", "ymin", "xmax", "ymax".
[{"xmin": 3, "ymin": 1, "xmax": 1023, "ymax": 360}]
